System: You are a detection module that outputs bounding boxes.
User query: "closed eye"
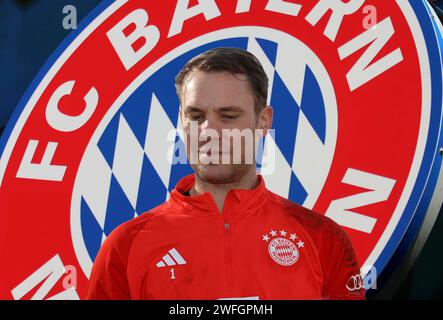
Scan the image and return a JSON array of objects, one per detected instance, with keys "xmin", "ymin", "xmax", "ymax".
[
  {"xmin": 189, "ymin": 113, "xmax": 204, "ymax": 121},
  {"xmin": 222, "ymin": 114, "xmax": 239, "ymax": 121}
]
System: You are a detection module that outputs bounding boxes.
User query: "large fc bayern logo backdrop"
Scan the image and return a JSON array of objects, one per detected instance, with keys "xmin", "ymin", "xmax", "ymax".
[{"xmin": 0, "ymin": 0, "xmax": 442, "ymax": 299}]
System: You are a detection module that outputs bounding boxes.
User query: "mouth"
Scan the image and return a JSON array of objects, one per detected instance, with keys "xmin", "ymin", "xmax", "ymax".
[
  {"xmin": 198, "ymin": 151, "xmax": 230, "ymax": 156},
  {"xmin": 198, "ymin": 151, "xmax": 232, "ymax": 164}
]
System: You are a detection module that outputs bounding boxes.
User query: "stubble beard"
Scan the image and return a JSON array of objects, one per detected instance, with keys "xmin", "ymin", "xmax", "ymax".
[{"xmin": 192, "ymin": 162, "xmax": 255, "ymax": 185}]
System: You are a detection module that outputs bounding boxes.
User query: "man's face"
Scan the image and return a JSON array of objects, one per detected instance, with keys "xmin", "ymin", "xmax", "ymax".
[{"xmin": 180, "ymin": 69, "xmax": 267, "ymax": 184}]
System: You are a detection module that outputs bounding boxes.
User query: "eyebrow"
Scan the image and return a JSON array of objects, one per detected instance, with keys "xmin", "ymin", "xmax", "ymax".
[
  {"xmin": 217, "ymin": 106, "xmax": 244, "ymax": 113},
  {"xmin": 183, "ymin": 105, "xmax": 245, "ymax": 112},
  {"xmin": 183, "ymin": 106, "xmax": 203, "ymax": 112}
]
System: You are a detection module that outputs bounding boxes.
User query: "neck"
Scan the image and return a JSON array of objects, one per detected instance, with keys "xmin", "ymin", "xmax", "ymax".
[{"xmin": 191, "ymin": 167, "xmax": 259, "ymax": 213}]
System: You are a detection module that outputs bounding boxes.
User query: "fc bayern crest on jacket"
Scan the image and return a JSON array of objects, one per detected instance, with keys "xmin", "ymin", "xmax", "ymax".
[
  {"xmin": 263, "ymin": 229, "xmax": 304, "ymax": 267},
  {"xmin": 0, "ymin": 0, "xmax": 442, "ymax": 299}
]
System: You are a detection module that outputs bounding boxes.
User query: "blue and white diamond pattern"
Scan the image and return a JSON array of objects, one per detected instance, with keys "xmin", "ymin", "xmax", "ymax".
[
  {"xmin": 246, "ymin": 36, "xmax": 334, "ymax": 206},
  {"xmin": 77, "ymin": 35, "xmax": 335, "ymax": 262}
]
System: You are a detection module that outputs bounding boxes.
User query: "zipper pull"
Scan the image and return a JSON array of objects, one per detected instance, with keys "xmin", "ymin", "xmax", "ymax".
[{"xmin": 224, "ymin": 223, "xmax": 230, "ymax": 236}]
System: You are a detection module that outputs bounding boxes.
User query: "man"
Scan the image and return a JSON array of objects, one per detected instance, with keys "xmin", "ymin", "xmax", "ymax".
[{"xmin": 86, "ymin": 47, "xmax": 365, "ymax": 300}]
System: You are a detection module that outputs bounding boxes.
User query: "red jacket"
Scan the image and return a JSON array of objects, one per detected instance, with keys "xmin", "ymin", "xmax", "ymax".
[{"xmin": 86, "ymin": 174, "xmax": 365, "ymax": 300}]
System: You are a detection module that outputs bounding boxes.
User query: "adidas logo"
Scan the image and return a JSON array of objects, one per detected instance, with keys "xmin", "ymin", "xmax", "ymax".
[{"xmin": 156, "ymin": 248, "xmax": 187, "ymax": 268}]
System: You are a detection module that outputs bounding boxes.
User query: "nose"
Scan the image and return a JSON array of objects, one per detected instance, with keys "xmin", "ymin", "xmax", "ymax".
[
  {"xmin": 198, "ymin": 116, "xmax": 225, "ymax": 151},
  {"xmin": 199, "ymin": 115, "xmax": 222, "ymax": 135}
]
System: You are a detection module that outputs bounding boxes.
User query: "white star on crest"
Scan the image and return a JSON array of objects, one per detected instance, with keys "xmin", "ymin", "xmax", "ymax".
[
  {"xmin": 297, "ymin": 240, "xmax": 305, "ymax": 248},
  {"xmin": 263, "ymin": 235, "xmax": 270, "ymax": 242},
  {"xmin": 280, "ymin": 230, "xmax": 287, "ymax": 237},
  {"xmin": 290, "ymin": 234, "xmax": 297, "ymax": 241},
  {"xmin": 270, "ymin": 230, "xmax": 277, "ymax": 237}
]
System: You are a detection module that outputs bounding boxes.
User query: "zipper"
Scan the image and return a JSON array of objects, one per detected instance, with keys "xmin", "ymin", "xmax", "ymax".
[{"xmin": 224, "ymin": 222, "xmax": 234, "ymax": 285}]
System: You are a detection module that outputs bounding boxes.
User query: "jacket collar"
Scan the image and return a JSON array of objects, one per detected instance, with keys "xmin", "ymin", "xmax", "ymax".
[{"xmin": 169, "ymin": 174, "xmax": 269, "ymax": 216}]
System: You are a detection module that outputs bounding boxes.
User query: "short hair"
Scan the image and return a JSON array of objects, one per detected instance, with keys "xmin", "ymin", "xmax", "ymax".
[{"xmin": 175, "ymin": 47, "xmax": 269, "ymax": 115}]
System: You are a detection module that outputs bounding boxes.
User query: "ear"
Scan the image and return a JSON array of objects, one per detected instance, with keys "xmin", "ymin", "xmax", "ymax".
[
  {"xmin": 179, "ymin": 105, "xmax": 185, "ymax": 124},
  {"xmin": 257, "ymin": 106, "xmax": 273, "ymax": 136}
]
